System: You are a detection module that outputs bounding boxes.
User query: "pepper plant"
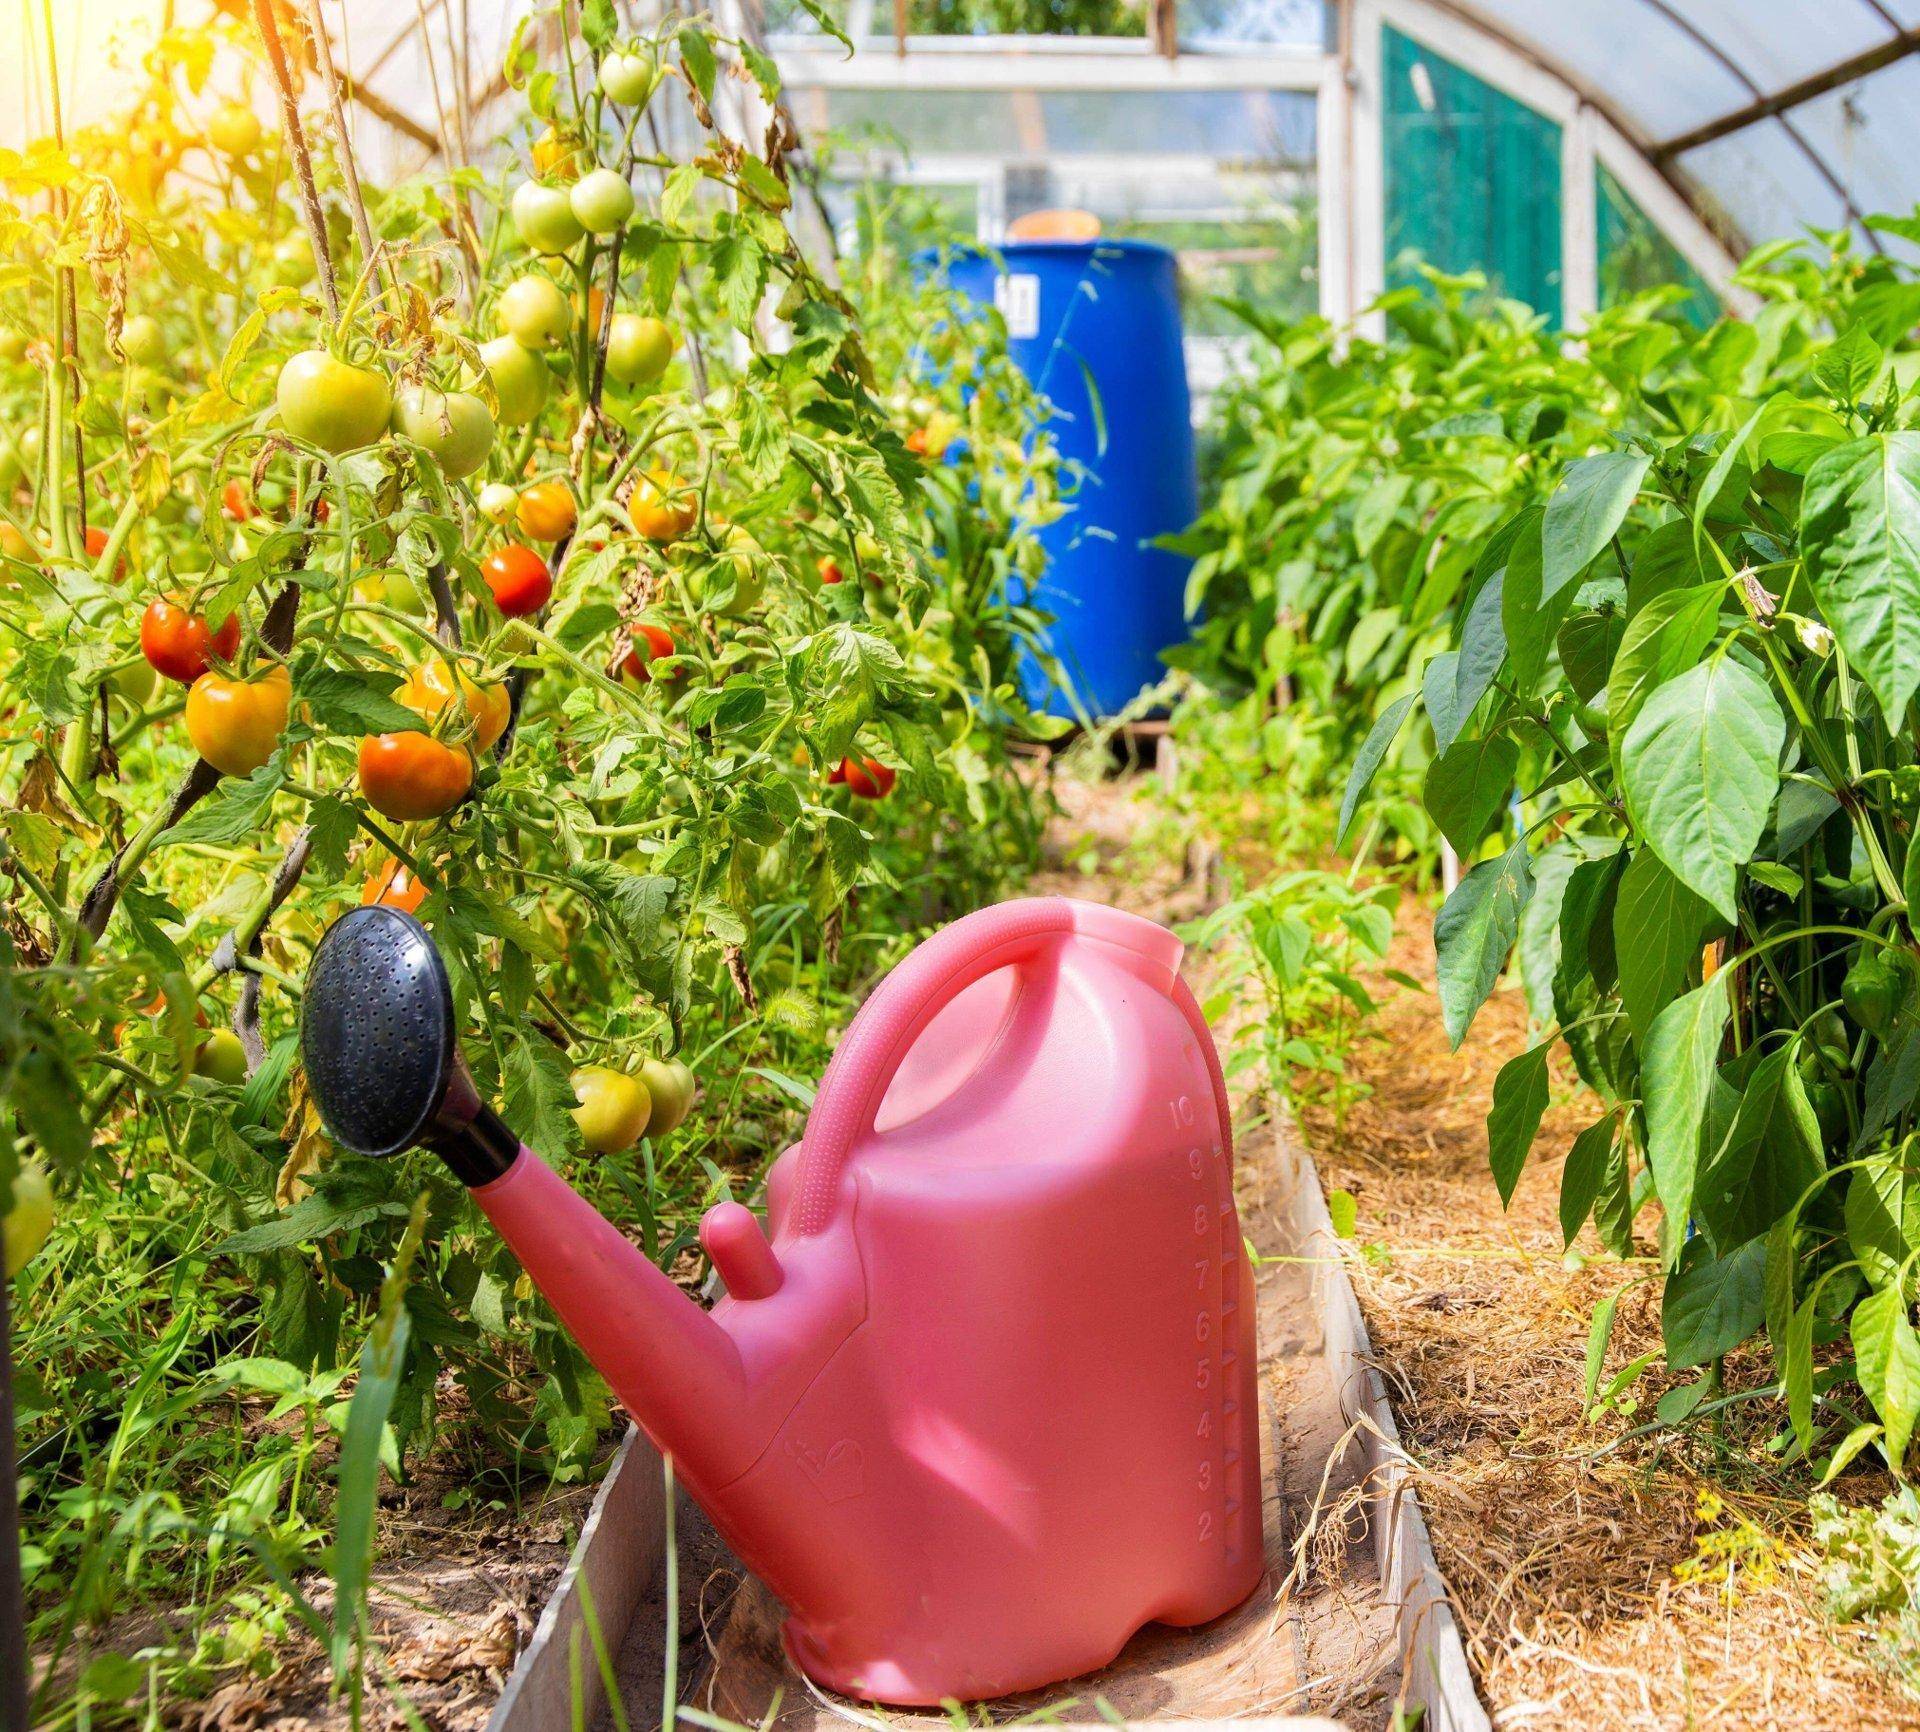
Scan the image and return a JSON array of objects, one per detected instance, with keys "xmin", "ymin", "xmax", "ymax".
[{"xmin": 1341, "ymin": 219, "xmax": 1920, "ymax": 1476}]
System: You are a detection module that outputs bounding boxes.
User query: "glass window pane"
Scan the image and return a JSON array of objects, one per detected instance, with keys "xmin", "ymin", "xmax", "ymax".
[
  {"xmin": 1175, "ymin": 0, "xmax": 1324, "ymax": 49},
  {"xmin": 1596, "ymin": 164, "xmax": 1718, "ymax": 324},
  {"xmin": 1382, "ymin": 24, "xmax": 1563, "ymax": 323}
]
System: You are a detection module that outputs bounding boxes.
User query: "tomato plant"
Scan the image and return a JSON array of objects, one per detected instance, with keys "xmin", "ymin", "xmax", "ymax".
[{"xmin": 0, "ymin": 8, "xmax": 1065, "ymax": 1713}]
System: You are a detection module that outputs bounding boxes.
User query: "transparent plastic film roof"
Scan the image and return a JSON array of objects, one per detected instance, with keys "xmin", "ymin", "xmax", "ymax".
[{"xmin": 6, "ymin": 0, "xmax": 1919, "ymax": 329}]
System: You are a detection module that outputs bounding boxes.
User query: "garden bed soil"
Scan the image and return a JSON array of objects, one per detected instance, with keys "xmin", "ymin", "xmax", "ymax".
[{"xmin": 1295, "ymin": 909, "xmax": 1920, "ymax": 1731}]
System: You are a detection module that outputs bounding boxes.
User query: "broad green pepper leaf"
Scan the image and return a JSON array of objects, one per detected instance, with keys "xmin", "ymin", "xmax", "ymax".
[
  {"xmin": 1487, "ymin": 1039, "xmax": 1552, "ymax": 1207},
  {"xmin": 1433, "ymin": 836, "xmax": 1533, "ymax": 1049},
  {"xmin": 1560, "ymin": 1116, "xmax": 1616, "ymax": 1247},
  {"xmin": 1661, "ymin": 1234, "xmax": 1767, "ymax": 1369},
  {"xmin": 1336, "ymin": 691, "xmax": 1416, "ymax": 846},
  {"xmin": 1851, "ymin": 1282, "xmax": 1920, "ymax": 1470},
  {"xmin": 1606, "ymin": 582, "xmax": 1722, "ymax": 761},
  {"xmin": 1802, "ymin": 432, "xmax": 1920, "ymax": 720},
  {"xmin": 1641, "ymin": 974, "xmax": 1730, "ymax": 1260},
  {"xmin": 1694, "ymin": 1045, "xmax": 1824, "ymax": 1249},
  {"xmin": 1844, "ymin": 1145, "xmax": 1920, "ymax": 1294},
  {"xmin": 1620, "ymin": 657, "xmax": 1784, "ymax": 921},
  {"xmin": 1422, "ymin": 734, "xmax": 1517, "ymax": 857},
  {"xmin": 1543, "ymin": 450, "xmax": 1652, "ymax": 599}
]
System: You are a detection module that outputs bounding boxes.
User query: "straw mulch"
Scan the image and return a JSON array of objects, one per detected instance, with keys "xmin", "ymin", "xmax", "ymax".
[{"xmin": 1297, "ymin": 909, "xmax": 1920, "ymax": 1731}]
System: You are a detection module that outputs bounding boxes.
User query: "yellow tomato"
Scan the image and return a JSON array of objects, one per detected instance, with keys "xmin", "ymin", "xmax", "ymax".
[
  {"xmin": 4, "ymin": 1163, "xmax": 53, "ymax": 1277},
  {"xmin": 571, "ymin": 1066, "xmax": 653, "ymax": 1153},
  {"xmin": 184, "ymin": 664, "xmax": 290, "ymax": 777},
  {"xmin": 516, "ymin": 480, "xmax": 577, "ymax": 543}
]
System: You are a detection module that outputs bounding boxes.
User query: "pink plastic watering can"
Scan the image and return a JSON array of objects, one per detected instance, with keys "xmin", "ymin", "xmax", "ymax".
[{"xmin": 301, "ymin": 896, "xmax": 1263, "ymax": 1703}]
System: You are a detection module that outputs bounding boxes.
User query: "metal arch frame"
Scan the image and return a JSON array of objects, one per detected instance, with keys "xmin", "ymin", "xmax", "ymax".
[{"xmin": 1623, "ymin": 0, "xmax": 1898, "ymax": 249}]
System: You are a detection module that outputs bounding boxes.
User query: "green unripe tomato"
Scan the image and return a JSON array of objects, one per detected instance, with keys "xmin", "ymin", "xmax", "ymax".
[
  {"xmin": 605, "ymin": 314, "xmax": 674, "ymax": 387},
  {"xmin": 495, "ymin": 274, "xmax": 573, "ymax": 350},
  {"xmin": 277, "ymin": 349, "xmax": 393, "ymax": 454},
  {"xmin": 4, "ymin": 1163, "xmax": 53, "ymax": 1278},
  {"xmin": 569, "ymin": 168, "xmax": 635, "ymax": 236},
  {"xmin": 109, "ymin": 658, "xmax": 158, "ymax": 706},
  {"xmin": 209, "ymin": 103, "xmax": 262, "ymax": 159},
  {"xmin": 391, "ymin": 385, "xmax": 495, "ymax": 480},
  {"xmin": 272, "ymin": 235, "xmax": 316, "ymax": 287},
  {"xmin": 121, "ymin": 315, "xmax": 167, "ymax": 367},
  {"xmin": 598, "ymin": 49, "xmax": 657, "ymax": 107},
  {"xmin": 478, "ymin": 335, "xmax": 549, "ymax": 426},
  {"xmin": 571, "ymin": 1065, "xmax": 652, "ymax": 1153},
  {"xmin": 194, "ymin": 1030, "xmax": 249, "ymax": 1085},
  {"xmin": 0, "ymin": 327, "xmax": 26, "ymax": 364},
  {"xmin": 512, "ymin": 181, "xmax": 584, "ymax": 255},
  {"xmin": 638, "ymin": 1057, "xmax": 696, "ymax": 1137},
  {"xmin": 477, "ymin": 482, "xmax": 519, "ymax": 525}
]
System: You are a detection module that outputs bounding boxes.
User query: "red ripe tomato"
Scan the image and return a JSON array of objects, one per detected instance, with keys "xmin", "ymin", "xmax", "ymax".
[
  {"xmin": 221, "ymin": 479, "xmax": 256, "ymax": 522},
  {"xmin": 620, "ymin": 623, "xmax": 678, "ymax": 683},
  {"xmin": 84, "ymin": 524, "xmax": 125, "ymax": 580},
  {"xmin": 816, "ymin": 555, "xmax": 843, "ymax": 585},
  {"xmin": 482, "ymin": 544, "xmax": 553, "ymax": 617},
  {"xmin": 839, "ymin": 755, "xmax": 896, "ymax": 799},
  {"xmin": 140, "ymin": 597, "xmax": 240, "ymax": 683}
]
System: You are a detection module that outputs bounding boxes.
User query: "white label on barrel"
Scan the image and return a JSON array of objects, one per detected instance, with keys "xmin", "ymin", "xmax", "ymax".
[{"xmin": 995, "ymin": 272, "xmax": 1040, "ymax": 339}]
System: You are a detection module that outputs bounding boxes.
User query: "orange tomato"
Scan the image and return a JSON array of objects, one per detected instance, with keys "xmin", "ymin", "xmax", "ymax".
[
  {"xmin": 358, "ymin": 733, "xmax": 474, "ymax": 821},
  {"xmin": 396, "ymin": 658, "xmax": 511, "ymax": 751},
  {"xmin": 84, "ymin": 524, "xmax": 127, "ymax": 581},
  {"xmin": 1, "ymin": 523, "xmax": 42, "ymax": 570},
  {"xmin": 619, "ymin": 623, "xmax": 679, "ymax": 683},
  {"xmin": 516, "ymin": 480, "xmax": 577, "ymax": 543},
  {"xmin": 362, "ymin": 858, "xmax": 428, "ymax": 914},
  {"xmin": 631, "ymin": 470, "xmax": 695, "ymax": 543}
]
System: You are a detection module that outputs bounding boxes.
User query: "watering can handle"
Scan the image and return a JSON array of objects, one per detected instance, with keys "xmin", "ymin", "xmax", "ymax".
[{"xmin": 788, "ymin": 897, "xmax": 1183, "ymax": 1236}]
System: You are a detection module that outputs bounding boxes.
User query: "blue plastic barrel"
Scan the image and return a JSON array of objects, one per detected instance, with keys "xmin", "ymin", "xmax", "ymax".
[{"xmin": 937, "ymin": 240, "xmax": 1196, "ymax": 720}]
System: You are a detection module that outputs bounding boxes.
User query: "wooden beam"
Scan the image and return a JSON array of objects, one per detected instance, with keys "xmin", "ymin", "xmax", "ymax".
[{"xmin": 1650, "ymin": 31, "xmax": 1920, "ymax": 161}]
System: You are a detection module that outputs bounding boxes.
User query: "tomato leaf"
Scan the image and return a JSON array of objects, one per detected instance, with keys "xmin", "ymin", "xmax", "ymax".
[{"xmin": 296, "ymin": 668, "xmax": 423, "ymax": 737}]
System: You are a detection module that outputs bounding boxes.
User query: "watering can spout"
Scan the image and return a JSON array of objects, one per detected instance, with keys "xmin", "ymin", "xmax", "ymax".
[
  {"xmin": 468, "ymin": 1151, "xmax": 758, "ymax": 1489},
  {"xmin": 298, "ymin": 905, "xmax": 760, "ymax": 1492}
]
